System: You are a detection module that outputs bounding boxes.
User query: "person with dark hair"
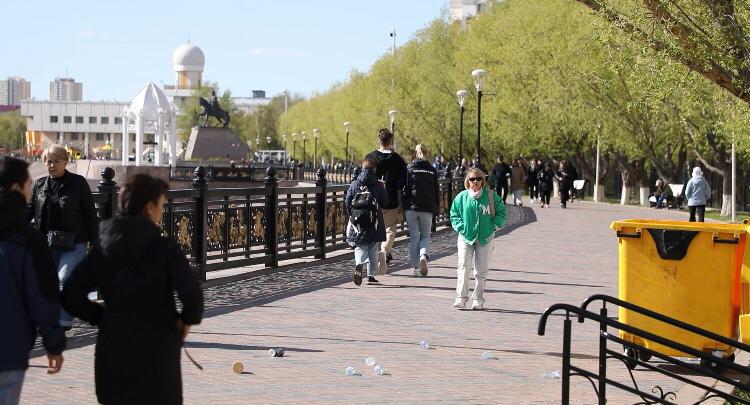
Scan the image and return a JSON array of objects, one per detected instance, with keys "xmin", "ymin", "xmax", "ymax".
[
  {"xmin": 0, "ymin": 157, "xmax": 65, "ymax": 403},
  {"xmin": 61, "ymin": 174, "xmax": 204, "ymax": 404},
  {"xmin": 365, "ymin": 128, "xmax": 407, "ymax": 275},
  {"xmin": 537, "ymin": 163, "xmax": 554, "ymax": 208},
  {"xmin": 345, "ymin": 159, "xmax": 388, "ymax": 285},
  {"xmin": 490, "ymin": 155, "xmax": 511, "ymax": 204},
  {"xmin": 556, "ymin": 160, "xmax": 575, "ymax": 209},
  {"xmin": 510, "ymin": 158, "xmax": 526, "ymax": 206},
  {"xmin": 526, "ymin": 159, "xmax": 540, "ymax": 204},
  {"xmin": 28, "ymin": 145, "xmax": 99, "ymax": 330},
  {"xmin": 404, "ymin": 144, "xmax": 440, "ymax": 277}
]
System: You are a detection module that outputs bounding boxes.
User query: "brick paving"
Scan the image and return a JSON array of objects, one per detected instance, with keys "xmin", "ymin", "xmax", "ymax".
[{"xmin": 21, "ymin": 201, "xmax": 712, "ymax": 404}]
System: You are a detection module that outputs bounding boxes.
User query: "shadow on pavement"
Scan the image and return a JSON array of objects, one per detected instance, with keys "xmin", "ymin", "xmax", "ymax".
[{"xmin": 184, "ymin": 341, "xmax": 324, "ymax": 353}]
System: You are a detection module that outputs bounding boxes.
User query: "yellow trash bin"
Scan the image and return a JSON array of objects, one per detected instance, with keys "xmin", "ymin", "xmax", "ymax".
[{"xmin": 611, "ymin": 219, "xmax": 750, "ymax": 359}]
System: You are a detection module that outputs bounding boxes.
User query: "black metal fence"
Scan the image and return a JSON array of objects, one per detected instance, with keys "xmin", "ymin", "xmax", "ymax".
[
  {"xmin": 170, "ymin": 164, "xmax": 294, "ymax": 183},
  {"xmin": 538, "ymin": 294, "xmax": 750, "ymax": 404},
  {"xmin": 93, "ymin": 166, "xmax": 463, "ymax": 281}
]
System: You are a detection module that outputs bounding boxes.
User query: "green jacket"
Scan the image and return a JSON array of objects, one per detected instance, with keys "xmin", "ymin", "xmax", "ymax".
[{"xmin": 450, "ymin": 188, "xmax": 507, "ymax": 245}]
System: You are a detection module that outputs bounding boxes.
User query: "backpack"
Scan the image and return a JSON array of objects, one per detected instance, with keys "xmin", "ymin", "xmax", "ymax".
[{"xmin": 350, "ymin": 185, "xmax": 379, "ymax": 233}]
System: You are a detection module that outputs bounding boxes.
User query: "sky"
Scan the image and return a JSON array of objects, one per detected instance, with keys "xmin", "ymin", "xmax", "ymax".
[{"xmin": 1, "ymin": 0, "xmax": 447, "ymax": 101}]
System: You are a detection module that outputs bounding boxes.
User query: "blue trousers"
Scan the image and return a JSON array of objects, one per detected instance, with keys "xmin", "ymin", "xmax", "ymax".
[
  {"xmin": 52, "ymin": 243, "xmax": 87, "ymax": 327},
  {"xmin": 0, "ymin": 370, "xmax": 25, "ymax": 405},
  {"xmin": 405, "ymin": 210, "xmax": 433, "ymax": 268},
  {"xmin": 354, "ymin": 242, "xmax": 379, "ymax": 277}
]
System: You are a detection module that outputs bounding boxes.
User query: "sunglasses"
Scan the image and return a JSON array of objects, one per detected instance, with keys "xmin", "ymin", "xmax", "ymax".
[{"xmin": 468, "ymin": 177, "xmax": 483, "ymax": 183}]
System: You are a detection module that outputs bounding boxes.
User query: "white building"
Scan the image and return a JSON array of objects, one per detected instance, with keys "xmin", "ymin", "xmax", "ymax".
[
  {"xmin": 0, "ymin": 77, "xmax": 31, "ymax": 105},
  {"xmin": 21, "ymin": 100, "xmax": 129, "ymax": 158},
  {"xmin": 50, "ymin": 77, "xmax": 83, "ymax": 102},
  {"xmin": 164, "ymin": 42, "xmax": 205, "ymax": 110},
  {"xmin": 450, "ymin": 0, "xmax": 498, "ymax": 29}
]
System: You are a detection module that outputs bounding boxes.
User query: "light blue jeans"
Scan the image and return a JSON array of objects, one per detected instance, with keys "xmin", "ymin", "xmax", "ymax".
[
  {"xmin": 354, "ymin": 242, "xmax": 379, "ymax": 277},
  {"xmin": 405, "ymin": 210, "xmax": 433, "ymax": 268},
  {"xmin": 0, "ymin": 370, "xmax": 25, "ymax": 405},
  {"xmin": 53, "ymin": 243, "xmax": 88, "ymax": 327}
]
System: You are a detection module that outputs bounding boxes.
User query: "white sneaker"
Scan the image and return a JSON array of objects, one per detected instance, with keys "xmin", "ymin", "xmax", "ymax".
[
  {"xmin": 412, "ymin": 268, "xmax": 420, "ymax": 277},
  {"xmin": 377, "ymin": 251, "xmax": 387, "ymax": 275},
  {"xmin": 419, "ymin": 255, "xmax": 428, "ymax": 277},
  {"xmin": 453, "ymin": 298, "xmax": 467, "ymax": 308},
  {"xmin": 471, "ymin": 300, "xmax": 484, "ymax": 310}
]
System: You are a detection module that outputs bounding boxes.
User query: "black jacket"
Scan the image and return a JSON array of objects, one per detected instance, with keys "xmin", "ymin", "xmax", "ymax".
[
  {"xmin": 403, "ymin": 159, "xmax": 440, "ymax": 213},
  {"xmin": 365, "ymin": 150, "xmax": 407, "ymax": 210},
  {"xmin": 0, "ymin": 191, "xmax": 65, "ymax": 372},
  {"xmin": 538, "ymin": 169, "xmax": 554, "ymax": 192},
  {"xmin": 345, "ymin": 168, "xmax": 388, "ymax": 245},
  {"xmin": 29, "ymin": 170, "xmax": 99, "ymax": 245},
  {"xmin": 61, "ymin": 217, "xmax": 204, "ymax": 404},
  {"xmin": 491, "ymin": 162, "xmax": 511, "ymax": 189}
]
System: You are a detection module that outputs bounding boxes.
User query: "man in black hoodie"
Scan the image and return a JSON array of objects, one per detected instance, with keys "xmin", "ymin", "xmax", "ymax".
[
  {"xmin": 365, "ymin": 128, "xmax": 407, "ymax": 275},
  {"xmin": 491, "ymin": 155, "xmax": 511, "ymax": 204}
]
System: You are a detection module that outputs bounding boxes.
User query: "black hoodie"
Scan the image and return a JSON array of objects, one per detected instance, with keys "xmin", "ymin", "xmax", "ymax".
[
  {"xmin": 62, "ymin": 216, "xmax": 204, "ymax": 404},
  {"xmin": 404, "ymin": 159, "xmax": 440, "ymax": 213},
  {"xmin": 365, "ymin": 150, "xmax": 407, "ymax": 210}
]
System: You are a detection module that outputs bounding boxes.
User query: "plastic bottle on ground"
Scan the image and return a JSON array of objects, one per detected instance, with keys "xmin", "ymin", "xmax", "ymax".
[
  {"xmin": 420, "ymin": 340, "xmax": 430, "ymax": 350},
  {"xmin": 365, "ymin": 357, "xmax": 377, "ymax": 367},
  {"xmin": 481, "ymin": 351, "xmax": 495, "ymax": 360},
  {"xmin": 542, "ymin": 370, "xmax": 561, "ymax": 379},
  {"xmin": 345, "ymin": 366, "xmax": 358, "ymax": 376},
  {"xmin": 373, "ymin": 365, "xmax": 385, "ymax": 375}
]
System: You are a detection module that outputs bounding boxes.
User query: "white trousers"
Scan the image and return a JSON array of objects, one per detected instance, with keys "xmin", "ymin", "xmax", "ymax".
[{"xmin": 456, "ymin": 235, "xmax": 494, "ymax": 303}]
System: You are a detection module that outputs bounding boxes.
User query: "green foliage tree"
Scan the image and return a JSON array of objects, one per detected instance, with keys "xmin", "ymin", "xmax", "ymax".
[{"xmin": 0, "ymin": 112, "xmax": 26, "ymax": 150}]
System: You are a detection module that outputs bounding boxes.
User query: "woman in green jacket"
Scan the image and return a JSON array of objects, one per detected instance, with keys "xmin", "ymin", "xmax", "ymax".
[{"xmin": 449, "ymin": 167, "xmax": 506, "ymax": 310}]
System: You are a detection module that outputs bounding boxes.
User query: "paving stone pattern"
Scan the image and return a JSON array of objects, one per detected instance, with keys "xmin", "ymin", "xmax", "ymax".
[{"xmin": 22, "ymin": 201, "xmax": 706, "ymax": 404}]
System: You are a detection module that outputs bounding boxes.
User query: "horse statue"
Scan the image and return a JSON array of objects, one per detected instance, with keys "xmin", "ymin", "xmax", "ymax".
[{"xmin": 197, "ymin": 91, "xmax": 230, "ymax": 128}]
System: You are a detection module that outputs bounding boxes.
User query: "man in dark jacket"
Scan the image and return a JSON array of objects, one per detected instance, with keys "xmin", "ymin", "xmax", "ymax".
[
  {"xmin": 0, "ymin": 157, "xmax": 65, "ymax": 403},
  {"xmin": 490, "ymin": 155, "xmax": 511, "ymax": 204},
  {"xmin": 365, "ymin": 128, "xmax": 407, "ymax": 274},
  {"xmin": 345, "ymin": 159, "xmax": 388, "ymax": 285}
]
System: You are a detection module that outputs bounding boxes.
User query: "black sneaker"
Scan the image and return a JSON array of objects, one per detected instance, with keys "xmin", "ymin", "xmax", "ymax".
[
  {"xmin": 367, "ymin": 276, "xmax": 379, "ymax": 284},
  {"xmin": 386, "ymin": 252, "xmax": 393, "ymax": 264},
  {"xmin": 353, "ymin": 264, "xmax": 363, "ymax": 286}
]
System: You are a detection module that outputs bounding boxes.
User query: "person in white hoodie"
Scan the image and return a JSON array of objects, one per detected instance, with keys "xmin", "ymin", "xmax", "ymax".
[{"xmin": 684, "ymin": 167, "xmax": 711, "ymax": 222}]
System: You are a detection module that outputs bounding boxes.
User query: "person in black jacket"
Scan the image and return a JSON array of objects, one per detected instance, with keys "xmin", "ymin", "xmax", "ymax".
[
  {"xmin": 61, "ymin": 174, "xmax": 204, "ymax": 405},
  {"xmin": 345, "ymin": 159, "xmax": 388, "ymax": 286},
  {"xmin": 404, "ymin": 144, "xmax": 440, "ymax": 277},
  {"xmin": 537, "ymin": 163, "xmax": 554, "ymax": 208},
  {"xmin": 490, "ymin": 155, "xmax": 511, "ymax": 204},
  {"xmin": 365, "ymin": 128, "xmax": 407, "ymax": 274},
  {"xmin": 556, "ymin": 160, "xmax": 576, "ymax": 208},
  {"xmin": 0, "ymin": 157, "xmax": 64, "ymax": 404},
  {"xmin": 526, "ymin": 159, "xmax": 540, "ymax": 204},
  {"xmin": 28, "ymin": 145, "xmax": 98, "ymax": 330}
]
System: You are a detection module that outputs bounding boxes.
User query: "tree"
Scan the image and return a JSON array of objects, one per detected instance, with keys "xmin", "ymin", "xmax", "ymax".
[{"xmin": 0, "ymin": 112, "xmax": 26, "ymax": 151}]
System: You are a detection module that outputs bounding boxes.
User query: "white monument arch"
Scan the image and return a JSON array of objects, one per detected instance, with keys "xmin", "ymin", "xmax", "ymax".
[{"xmin": 121, "ymin": 82, "xmax": 178, "ymax": 167}]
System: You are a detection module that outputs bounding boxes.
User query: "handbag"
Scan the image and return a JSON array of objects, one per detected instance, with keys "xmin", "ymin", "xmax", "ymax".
[{"xmin": 47, "ymin": 230, "xmax": 76, "ymax": 251}]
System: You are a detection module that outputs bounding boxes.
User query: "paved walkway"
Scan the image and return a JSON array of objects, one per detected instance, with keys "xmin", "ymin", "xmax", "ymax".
[{"xmin": 22, "ymin": 201, "xmax": 711, "ymax": 404}]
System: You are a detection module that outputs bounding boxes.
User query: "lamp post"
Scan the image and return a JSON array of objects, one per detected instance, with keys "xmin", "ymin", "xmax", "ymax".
[
  {"xmin": 301, "ymin": 131, "xmax": 307, "ymax": 168},
  {"xmin": 343, "ymin": 121, "xmax": 351, "ymax": 168},
  {"xmin": 388, "ymin": 110, "xmax": 398, "ymax": 151},
  {"xmin": 456, "ymin": 89, "xmax": 468, "ymax": 176},
  {"xmin": 471, "ymin": 69, "xmax": 487, "ymax": 170},
  {"xmin": 313, "ymin": 128, "xmax": 320, "ymax": 169},
  {"xmin": 291, "ymin": 132, "xmax": 297, "ymax": 163},
  {"xmin": 282, "ymin": 134, "xmax": 287, "ymax": 165}
]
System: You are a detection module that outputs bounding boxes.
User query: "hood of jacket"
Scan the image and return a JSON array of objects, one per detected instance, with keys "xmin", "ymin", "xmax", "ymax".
[
  {"xmin": 0, "ymin": 191, "xmax": 27, "ymax": 233},
  {"xmin": 356, "ymin": 167, "xmax": 379, "ymax": 187},
  {"xmin": 98, "ymin": 216, "xmax": 161, "ymax": 266},
  {"xmin": 410, "ymin": 159, "xmax": 433, "ymax": 171}
]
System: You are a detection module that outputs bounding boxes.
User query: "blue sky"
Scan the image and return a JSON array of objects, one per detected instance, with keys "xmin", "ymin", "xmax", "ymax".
[{"xmin": 1, "ymin": 1, "xmax": 447, "ymax": 101}]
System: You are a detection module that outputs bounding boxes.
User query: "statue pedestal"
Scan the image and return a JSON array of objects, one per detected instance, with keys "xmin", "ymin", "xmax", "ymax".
[{"xmin": 185, "ymin": 126, "xmax": 249, "ymax": 160}]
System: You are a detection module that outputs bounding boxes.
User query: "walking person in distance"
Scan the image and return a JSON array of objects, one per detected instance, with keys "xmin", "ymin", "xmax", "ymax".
[
  {"xmin": 0, "ymin": 157, "xmax": 65, "ymax": 404},
  {"xmin": 537, "ymin": 163, "xmax": 554, "ymax": 208},
  {"xmin": 490, "ymin": 155, "xmax": 511, "ymax": 204},
  {"xmin": 510, "ymin": 158, "xmax": 526, "ymax": 206},
  {"xmin": 365, "ymin": 128, "xmax": 407, "ymax": 274},
  {"xmin": 404, "ymin": 144, "xmax": 440, "ymax": 277},
  {"xmin": 61, "ymin": 174, "xmax": 204, "ymax": 404},
  {"xmin": 345, "ymin": 159, "xmax": 388, "ymax": 285},
  {"xmin": 685, "ymin": 167, "xmax": 711, "ymax": 222},
  {"xmin": 450, "ymin": 168, "xmax": 506, "ymax": 310},
  {"xmin": 28, "ymin": 145, "xmax": 99, "ymax": 330}
]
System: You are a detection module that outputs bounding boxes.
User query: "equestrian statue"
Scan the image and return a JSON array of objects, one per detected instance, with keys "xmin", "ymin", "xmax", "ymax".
[{"xmin": 197, "ymin": 90, "xmax": 230, "ymax": 128}]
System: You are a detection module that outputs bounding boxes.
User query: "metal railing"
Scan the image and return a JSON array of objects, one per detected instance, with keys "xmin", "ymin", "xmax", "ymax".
[
  {"xmin": 92, "ymin": 166, "xmax": 463, "ymax": 281},
  {"xmin": 538, "ymin": 294, "xmax": 750, "ymax": 404}
]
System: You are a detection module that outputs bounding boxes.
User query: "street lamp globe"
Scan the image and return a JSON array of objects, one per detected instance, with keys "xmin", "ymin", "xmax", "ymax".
[
  {"xmin": 301, "ymin": 131, "xmax": 307, "ymax": 140},
  {"xmin": 313, "ymin": 128, "xmax": 320, "ymax": 138},
  {"xmin": 471, "ymin": 69, "xmax": 488, "ymax": 91},
  {"xmin": 343, "ymin": 121, "xmax": 351, "ymax": 132},
  {"xmin": 388, "ymin": 110, "xmax": 399, "ymax": 125},
  {"xmin": 267, "ymin": 136, "xmax": 272, "ymax": 145},
  {"xmin": 292, "ymin": 132, "xmax": 297, "ymax": 139},
  {"xmin": 456, "ymin": 90, "xmax": 469, "ymax": 107}
]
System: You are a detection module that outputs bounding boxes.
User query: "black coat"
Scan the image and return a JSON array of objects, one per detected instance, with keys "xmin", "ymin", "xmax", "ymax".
[
  {"xmin": 61, "ymin": 217, "xmax": 204, "ymax": 405},
  {"xmin": 491, "ymin": 162, "xmax": 511, "ymax": 189},
  {"xmin": 345, "ymin": 168, "xmax": 388, "ymax": 245},
  {"xmin": 538, "ymin": 169, "xmax": 554, "ymax": 192},
  {"xmin": 403, "ymin": 159, "xmax": 440, "ymax": 213},
  {"xmin": 365, "ymin": 150, "xmax": 407, "ymax": 210},
  {"xmin": 29, "ymin": 170, "xmax": 99, "ymax": 245}
]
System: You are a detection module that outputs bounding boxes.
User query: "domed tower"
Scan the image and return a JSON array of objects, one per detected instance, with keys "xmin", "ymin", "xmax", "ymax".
[{"xmin": 165, "ymin": 42, "xmax": 205, "ymax": 110}]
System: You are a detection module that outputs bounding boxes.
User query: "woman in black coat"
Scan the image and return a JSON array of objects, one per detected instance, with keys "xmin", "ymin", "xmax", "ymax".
[{"xmin": 62, "ymin": 174, "xmax": 204, "ymax": 405}]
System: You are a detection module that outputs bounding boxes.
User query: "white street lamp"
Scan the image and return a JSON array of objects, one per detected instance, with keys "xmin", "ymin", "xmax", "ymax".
[
  {"xmin": 456, "ymin": 90, "xmax": 469, "ymax": 171},
  {"xmin": 471, "ymin": 69, "xmax": 488, "ymax": 169},
  {"xmin": 313, "ymin": 128, "xmax": 320, "ymax": 169},
  {"xmin": 344, "ymin": 121, "xmax": 351, "ymax": 166}
]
